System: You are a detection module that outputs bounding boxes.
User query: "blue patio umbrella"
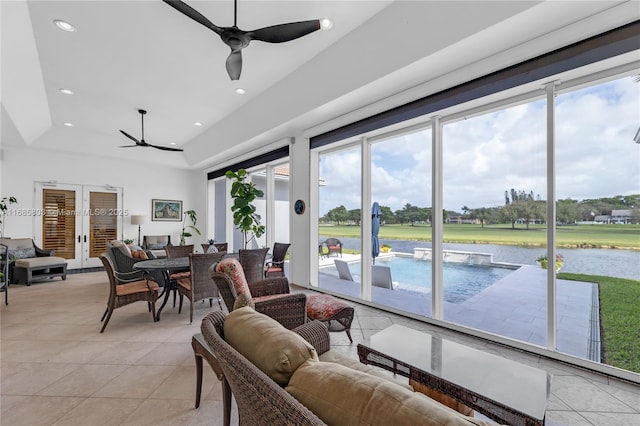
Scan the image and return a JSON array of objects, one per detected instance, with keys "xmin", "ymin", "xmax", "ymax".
[{"xmin": 372, "ymin": 202, "xmax": 381, "ymax": 264}]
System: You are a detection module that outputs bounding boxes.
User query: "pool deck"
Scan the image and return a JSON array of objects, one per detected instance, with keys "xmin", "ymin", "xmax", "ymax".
[{"xmin": 315, "ymin": 255, "xmax": 599, "ymax": 362}]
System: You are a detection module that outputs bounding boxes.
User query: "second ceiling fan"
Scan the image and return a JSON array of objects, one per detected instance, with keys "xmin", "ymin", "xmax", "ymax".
[{"xmin": 163, "ymin": 0, "xmax": 324, "ymax": 80}]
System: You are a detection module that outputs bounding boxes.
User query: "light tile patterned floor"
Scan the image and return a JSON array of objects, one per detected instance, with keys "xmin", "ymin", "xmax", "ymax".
[{"xmin": 1, "ymin": 272, "xmax": 639, "ymax": 425}]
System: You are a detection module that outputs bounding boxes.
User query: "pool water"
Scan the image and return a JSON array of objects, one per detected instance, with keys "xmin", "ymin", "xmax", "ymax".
[{"xmin": 343, "ymin": 256, "xmax": 514, "ymax": 304}]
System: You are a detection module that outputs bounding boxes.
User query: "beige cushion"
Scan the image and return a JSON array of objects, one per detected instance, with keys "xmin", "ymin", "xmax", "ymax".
[
  {"xmin": 14, "ymin": 256, "xmax": 67, "ymax": 268},
  {"xmin": 110, "ymin": 240, "xmax": 132, "ymax": 257},
  {"xmin": 286, "ymin": 361, "xmax": 490, "ymax": 426},
  {"xmin": 0, "ymin": 238, "xmax": 34, "ymax": 250},
  {"xmin": 224, "ymin": 306, "xmax": 318, "ymax": 386},
  {"xmin": 318, "ymin": 350, "xmax": 412, "ymax": 390}
]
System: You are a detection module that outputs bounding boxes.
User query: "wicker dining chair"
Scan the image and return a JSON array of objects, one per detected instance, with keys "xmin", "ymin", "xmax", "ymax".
[
  {"xmin": 177, "ymin": 252, "xmax": 226, "ymax": 323},
  {"xmin": 238, "ymin": 247, "xmax": 269, "ymax": 284},
  {"xmin": 264, "ymin": 242, "xmax": 291, "ymax": 278},
  {"xmin": 210, "ymin": 257, "xmax": 307, "ymax": 330},
  {"xmin": 99, "ymin": 254, "xmax": 159, "ymax": 333},
  {"xmin": 164, "ymin": 244, "xmax": 194, "ymax": 307}
]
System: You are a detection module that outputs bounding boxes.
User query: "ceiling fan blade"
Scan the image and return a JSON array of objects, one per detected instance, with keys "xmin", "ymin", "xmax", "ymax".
[
  {"xmin": 162, "ymin": 0, "xmax": 222, "ymax": 35},
  {"xmin": 118, "ymin": 145, "xmax": 139, "ymax": 148},
  {"xmin": 120, "ymin": 130, "xmax": 140, "ymax": 144},
  {"xmin": 226, "ymin": 50, "xmax": 242, "ymax": 80},
  {"xmin": 249, "ymin": 20, "xmax": 320, "ymax": 43},
  {"xmin": 147, "ymin": 143, "xmax": 185, "ymax": 152}
]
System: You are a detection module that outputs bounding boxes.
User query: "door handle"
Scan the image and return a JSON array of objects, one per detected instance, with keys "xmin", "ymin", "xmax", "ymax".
[
  {"xmin": 78, "ymin": 235, "xmax": 81, "ymax": 243},
  {"xmin": 84, "ymin": 235, "xmax": 87, "ymax": 243}
]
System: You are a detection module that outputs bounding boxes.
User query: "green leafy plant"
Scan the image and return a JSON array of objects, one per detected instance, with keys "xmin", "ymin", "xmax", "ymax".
[
  {"xmin": 123, "ymin": 238, "xmax": 134, "ymax": 245},
  {"xmin": 0, "ymin": 196, "xmax": 17, "ymax": 238},
  {"xmin": 226, "ymin": 169, "xmax": 265, "ymax": 249},
  {"xmin": 536, "ymin": 253, "xmax": 564, "ymax": 272},
  {"xmin": 180, "ymin": 209, "xmax": 201, "ymax": 245}
]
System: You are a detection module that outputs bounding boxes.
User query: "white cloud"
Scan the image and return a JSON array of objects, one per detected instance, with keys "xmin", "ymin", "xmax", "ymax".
[{"xmin": 318, "ymin": 76, "xmax": 639, "ymax": 215}]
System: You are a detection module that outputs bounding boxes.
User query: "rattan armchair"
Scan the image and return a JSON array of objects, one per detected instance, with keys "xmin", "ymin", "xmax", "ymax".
[
  {"xmin": 200, "ymin": 311, "xmax": 329, "ymax": 426},
  {"xmin": 238, "ymin": 247, "xmax": 269, "ymax": 284},
  {"xmin": 99, "ymin": 254, "xmax": 159, "ymax": 333},
  {"xmin": 209, "ymin": 257, "xmax": 307, "ymax": 330},
  {"xmin": 176, "ymin": 252, "xmax": 226, "ymax": 323}
]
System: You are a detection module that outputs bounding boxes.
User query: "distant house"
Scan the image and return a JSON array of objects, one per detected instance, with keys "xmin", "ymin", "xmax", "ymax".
[{"xmin": 594, "ymin": 210, "xmax": 633, "ymax": 224}]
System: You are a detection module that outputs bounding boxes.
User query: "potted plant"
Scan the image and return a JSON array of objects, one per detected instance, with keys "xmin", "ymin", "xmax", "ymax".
[
  {"xmin": 536, "ymin": 253, "xmax": 564, "ymax": 272},
  {"xmin": 381, "ymin": 244, "xmax": 392, "ymax": 253},
  {"xmin": 123, "ymin": 238, "xmax": 134, "ymax": 245},
  {"xmin": 180, "ymin": 209, "xmax": 201, "ymax": 245},
  {"xmin": 0, "ymin": 196, "xmax": 17, "ymax": 238},
  {"xmin": 226, "ymin": 169, "xmax": 265, "ymax": 249}
]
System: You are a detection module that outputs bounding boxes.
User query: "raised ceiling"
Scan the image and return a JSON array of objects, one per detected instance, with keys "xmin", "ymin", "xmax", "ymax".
[{"xmin": 2, "ymin": 1, "xmax": 637, "ymax": 169}]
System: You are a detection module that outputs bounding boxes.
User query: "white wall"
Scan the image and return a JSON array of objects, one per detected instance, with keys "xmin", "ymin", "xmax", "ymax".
[{"xmin": 0, "ymin": 146, "xmax": 206, "ymax": 247}]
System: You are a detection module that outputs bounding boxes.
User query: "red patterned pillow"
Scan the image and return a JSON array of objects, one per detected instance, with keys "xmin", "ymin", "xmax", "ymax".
[
  {"xmin": 215, "ymin": 257, "xmax": 251, "ymax": 300},
  {"xmin": 130, "ymin": 250, "xmax": 149, "ymax": 260}
]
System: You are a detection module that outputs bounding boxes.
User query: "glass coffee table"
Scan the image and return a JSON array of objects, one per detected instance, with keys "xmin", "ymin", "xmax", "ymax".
[{"xmin": 358, "ymin": 324, "xmax": 551, "ymax": 426}]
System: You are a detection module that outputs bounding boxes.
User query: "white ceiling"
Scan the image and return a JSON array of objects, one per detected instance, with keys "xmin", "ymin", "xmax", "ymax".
[{"xmin": 2, "ymin": 1, "xmax": 638, "ymax": 170}]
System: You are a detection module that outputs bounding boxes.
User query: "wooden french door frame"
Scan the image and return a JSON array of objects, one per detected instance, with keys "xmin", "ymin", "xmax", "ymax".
[{"xmin": 34, "ymin": 183, "xmax": 123, "ymax": 269}]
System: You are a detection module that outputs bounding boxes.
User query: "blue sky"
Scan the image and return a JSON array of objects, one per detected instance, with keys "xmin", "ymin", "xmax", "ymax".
[{"xmin": 319, "ymin": 76, "xmax": 639, "ymax": 215}]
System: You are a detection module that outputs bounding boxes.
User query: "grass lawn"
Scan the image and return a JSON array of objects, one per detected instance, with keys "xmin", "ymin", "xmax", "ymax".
[
  {"xmin": 320, "ymin": 223, "xmax": 640, "ymax": 250},
  {"xmin": 559, "ymin": 273, "xmax": 640, "ymax": 373}
]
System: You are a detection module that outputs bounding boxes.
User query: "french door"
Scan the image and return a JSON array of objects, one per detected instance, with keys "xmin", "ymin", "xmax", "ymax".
[{"xmin": 34, "ymin": 183, "xmax": 123, "ymax": 269}]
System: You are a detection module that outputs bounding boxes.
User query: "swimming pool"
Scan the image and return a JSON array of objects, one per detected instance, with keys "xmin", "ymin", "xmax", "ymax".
[{"xmin": 328, "ymin": 255, "xmax": 515, "ymax": 304}]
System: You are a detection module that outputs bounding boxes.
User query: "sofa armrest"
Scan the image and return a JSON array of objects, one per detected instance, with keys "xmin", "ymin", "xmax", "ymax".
[
  {"xmin": 294, "ymin": 320, "xmax": 331, "ymax": 355},
  {"xmin": 35, "ymin": 246, "xmax": 54, "ymax": 257},
  {"xmin": 249, "ymin": 277, "xmax": 290, "ymax": 297}
]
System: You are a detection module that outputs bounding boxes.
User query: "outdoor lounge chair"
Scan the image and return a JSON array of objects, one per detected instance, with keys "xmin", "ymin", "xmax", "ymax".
[
  {"xmin": 324, "ymin": 238, "xmax": 343, "ymax": 257},
  {"xmin": 371, "ymin": 264, "xmax": 394, "ymax": 289},
  {"xmin": 334, "ymin": 259, "xmax": 354, "ymax": 281}
]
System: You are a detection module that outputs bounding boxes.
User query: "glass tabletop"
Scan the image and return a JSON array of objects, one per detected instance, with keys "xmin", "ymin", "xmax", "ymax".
[{"xmin": 366, "ymin": 324, "xmax": 550, "ymax": 421}]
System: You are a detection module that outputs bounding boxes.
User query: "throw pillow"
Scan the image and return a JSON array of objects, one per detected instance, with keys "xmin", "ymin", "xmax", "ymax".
[
  {"xmin": 215, "ymin": 257, "xmax": 250, "ymax": 298},
  {"xmin": 286, "ymin": 361, "xmax": 486, "ymax": 425},
  {"xmin": 149, "ymin": 243, "xmax": 165, "ymax": 250},
  {"xmin": 130, "ymin": 250, "xmax": 149, "ymax": 260},
  {"xmin": 224, "ymin": 307, "xmax": 318, "ymax": 386},
  {"xmin": 10, "ymin": 247, "xmax": 36, "ymax": 259},
  {"xmin": 110, "ymin": 240, "xmax": 132, "ymax": 257},
  {"xmin": 232, "ymin": 292, "xmax": 255, "ymax": 310}
]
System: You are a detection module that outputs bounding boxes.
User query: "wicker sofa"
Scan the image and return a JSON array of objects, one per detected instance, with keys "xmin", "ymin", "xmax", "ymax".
[
  {"xmin": 201, "ymin": 308, "xmax": 495, "ymax": 426},
  {"xmin": 0, "ymin": 238, "xmax": 67, "ymax": 285}
]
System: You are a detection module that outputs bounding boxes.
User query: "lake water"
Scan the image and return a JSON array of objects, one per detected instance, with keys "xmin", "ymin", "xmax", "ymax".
[{"xmin": 335, "ymin": 237, "xmax": 640, "ymax": 280}]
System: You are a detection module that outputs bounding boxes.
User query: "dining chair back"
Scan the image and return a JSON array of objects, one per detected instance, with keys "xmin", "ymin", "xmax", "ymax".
[
  {"xmin": 264, "ymin": 242, "xmax": 290, "ymax": 278},
  {"xmin": 238, "ymin": 247, "xmax": 269, "ymax": 284},
  {"xmin": 99, "ymin": 254, "xmax": 159, "ymax": 333},
  {"xmin": 177, "ymin": 252, "xmax": 226, "ymax": 323},
  {"xmin": 165, "ymin": 244, "xmax": 194, "ymax": 258}
]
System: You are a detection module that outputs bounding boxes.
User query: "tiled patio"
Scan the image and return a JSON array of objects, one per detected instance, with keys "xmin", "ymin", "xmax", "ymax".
[{"xmin": 1, "ymin": 271, "xmax": 639, "ymax": 425}]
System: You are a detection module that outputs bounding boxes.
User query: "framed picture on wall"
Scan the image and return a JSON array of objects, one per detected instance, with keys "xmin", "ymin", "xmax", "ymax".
[{"xmin": 152, "ymin": 199, "xmax": 182, "ymax": 221}]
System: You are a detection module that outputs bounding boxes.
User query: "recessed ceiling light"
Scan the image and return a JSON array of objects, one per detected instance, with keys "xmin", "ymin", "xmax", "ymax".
[
  {"xmin": 194, "ymin": 122, "xmax": 202, "ymax": 126},
  {"xmin": 235, "ymin": 88, "xmax": 246, "ymax": 95},
  {"xmin": 320, "ymin": 18, "xmax": 333, "ymax": 30},
  {"xmin": 54, "ymin": 19, "xmax": 76, "ymax": 32},
  {"xmin": 59, "ymin": 88, "xmax": 74, "ymax": 95},
  {"xmin": 169, "ymin": 142, "xmax": 177, "ymax": 146},
  {"xmin": 63, "ymin": 122, "xmax": 74, "ymax": 127}
]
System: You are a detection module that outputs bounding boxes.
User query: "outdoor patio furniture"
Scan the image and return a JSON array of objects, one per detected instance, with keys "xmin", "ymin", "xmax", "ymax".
[
  {"xmin": 264, "ymin": 242, "xmax": 290, "ymax": 278},
  {"xmin": 142, "ymin": 235, "xmax": 170, "ymax": 258},
  {"xmin": 0, "ymin": 238, "xmax": 67, "ymax": 285},
  {"xmin": 98, "ymin": 254, "xmax": 159, "ymax": 333},
  {"xmin": 176, "ymin": 252, "xmax": 226, "ymax": 323},
  {"xmin": 165, "ymin": 244, "xmax": 194, "ymax": 307},
  {"xmin": 371, "ymin": 264, "xmax": 394, "ymax": 289},
  {"xmin": 306, "ymin": 293, "xmax": 355, "ymax": 342},
  {"xmin": 191, "ymin": 332, "xmax": 231, "ymax": 424},
  {"xmin": 334, "ymin": 259, "xmax": 354, "ymax": 281},
  {"xmin": 324, "ymin": 238, "xmax": 343, "ymax": 257},
  {"xmin": 210, "ymin": 257, "xmax": 307, "ymax": 330},
  {"xmin": 1, "ymin": 243, "xmax": 9, "ymax": 305}
]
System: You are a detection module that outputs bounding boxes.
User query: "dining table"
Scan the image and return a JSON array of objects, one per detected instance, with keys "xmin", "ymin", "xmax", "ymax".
[{"xmin": 133, "ymin": 253, "xmax": 238, "ymax": 321}]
